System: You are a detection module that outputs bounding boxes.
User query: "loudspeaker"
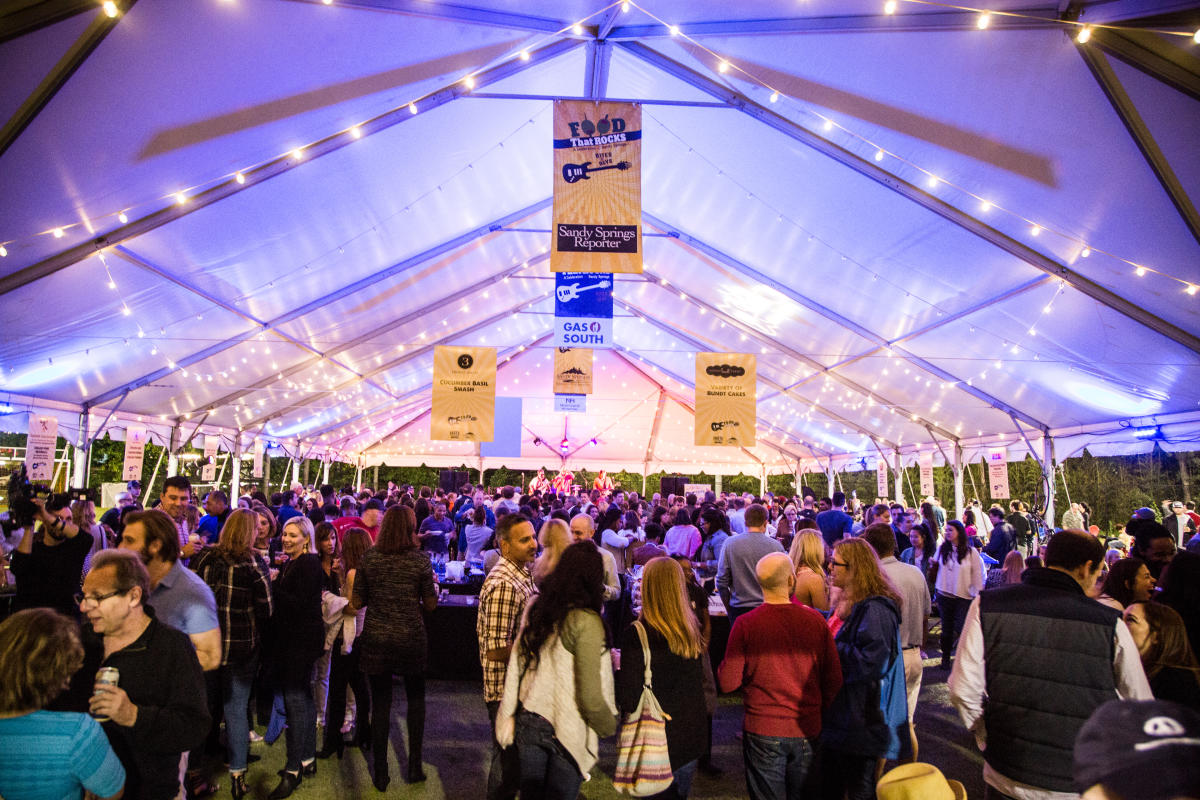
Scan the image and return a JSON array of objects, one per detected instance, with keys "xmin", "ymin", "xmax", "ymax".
[
  {"xmin": 439, "ymin": 470, "xmax": 468, "ymax": 492},
  {"xmin": 660, "ymin": 476, "xmax": 685, "ymax": 496}
]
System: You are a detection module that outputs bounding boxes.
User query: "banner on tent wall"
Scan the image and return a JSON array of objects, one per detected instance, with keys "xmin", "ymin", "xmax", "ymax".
[
  {"xmin": 919, "ymin": 452, "xmax": 934, "ymax": 497},
  {"xmin": 554, "ymin": 274, "xmax": 613, "ymax": 348},
  {"xmin": 555, "ymin": 394, "xmax": 586, "ymax": 413},
  {"xmin": 694, "ymin": 353, "xmax": 756, "ymax": 447},
  {"xmin": 431, "ymin": 345, "xmax": 496, "ymax": 441},
  {"xmin": 987, "ymin": 449, "xmax": 1010, "ymax": 499},
  {"xmin": 25, "ymin": 415, "xmax": 58, "ymax": 481},
  {"xmin": 553, "ymin": 347, "xmax": 593, "ymax": 394},
  {"xmin": 876, "ymin": 459, "xmax": 888, "ymax": 499},
  {"xmin": 252, "ymin": 439, "xmax": 264, "ymax": 479},
  {"xmin": 551, "ymin": 100, "xmax": 642, "ymax": 274},
  {"xmin": 202, "ymin": 436, "xmax": 219, "ymax": 482},
  {"xmin": 123, "ymin": 426, "xmax": 147, "ymax": 482}
]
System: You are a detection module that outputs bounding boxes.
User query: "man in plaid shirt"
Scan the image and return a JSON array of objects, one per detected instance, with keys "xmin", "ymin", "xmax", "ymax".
[{"xmin": 477, "ymin": 513, "xmax": 538, "ymax": 800}]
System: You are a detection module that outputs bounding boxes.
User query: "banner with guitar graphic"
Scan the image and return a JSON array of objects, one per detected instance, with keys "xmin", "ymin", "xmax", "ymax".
[
  {"xmin": 552, "ymin": 100, "xmax": 642, "ymax": 274},
  {"xmin": 431, "ymin": 346, "xmax": 496, "ymax": 442},
  {"xmin": 554, "ymin": 271, "xmax": 613, "ymax": 348},
  {"xmin": 694, "ymin": 353, "xmax": 756, "ymax": 447},
  {"xmin": 553, "ymin": 347, "xmax": 593, "ymax": 394}
]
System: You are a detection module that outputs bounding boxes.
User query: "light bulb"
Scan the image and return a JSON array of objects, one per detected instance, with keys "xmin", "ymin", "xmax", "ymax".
[
  {"xmin": 235, "ymin": 172, "xmax": 245, "ymax": 184},
  {"xmin": 769, "ymin": 91, "xmax": 779, "ymax": 103},
  {"xmin": 1080, "ymin": 247, "xmax": 1090, "ymax": 257},
  {"xmin": 622, "ymin": 1, "xmax": 630, "ymax": 10},
  {"xmin": 884, "ymin": 0, "xmax": 897, "ymax": 13},
  {"xmin": 463, "ymin": 75, "xmax": 475, "ymax": 89},
  {"xmin": 874, "ymin": 149, "xmax": 884, "ymax": 161},
  {"xmin": 1194, "ymin": 28, "xmax": 1200, "ymax": 44},
  {"xmin": 980, "ymin": 199, "xmax": 992, "ymax": 212},
  {"xmin": 350, "ymin": 126, "xmax": 362, "ymax": 139},
  {"xmin": 669, "ymin": 24, "xmax": 680, "ymax": 35},
  {"xmin": 1030, "ymin": 224, "xmax": 1041, "ymax": 236},
  {"xmin": 118, "ymin": 212, "xmax": 128, "ymax": 223},
  {"xmin": 0, "ymin": 246, "xmax": 6, "ymax": 257},
  {"xmin": 53, "ymin": 227, "xmax": 65, "ymax": 238},
  {"xmin": 718, "ymin": 60, "xmax": 729, "ymax": 73},
  {"xmin": 519, "ymin": 50, "xmax": 530, "ymax": 61},
  {"xmin": 1135, "ymin": 266, "xmax": 1146, "ymax": 277},
  {"xmin": 103, "ymin": 1, "xmax": 118, "ymax": 18},
  {"xmin": 174, "ymin": 192, "xmax": 187, "ymax": 204},
  {"xmin": 822, "ymin": 118, "xmax": 833, "ymax": 132},
  {"xmin": 926, "ymin": 174, "xmax": 939, "ymax": 188},
  {"xmin": 977, "ymin": 12, "xmax": 991, "ymax": 29},
  {"xmin": 1076, "ymin": 26, "xmax": 1091, "ymax": 44},
  {"xmin": 121, "ymin": 305, "xmax": 131, "ymax": 316},
  {"xmin": 409, "ymin": 102, "xmax": 418, "ymax": 115},
  {"xmin": 291, "ymin": 148, "xmax": 303, "ymax": 160},
  {"xmin": 1188, "ymin": 285, "xmax": 1198, "ymax": 296}
]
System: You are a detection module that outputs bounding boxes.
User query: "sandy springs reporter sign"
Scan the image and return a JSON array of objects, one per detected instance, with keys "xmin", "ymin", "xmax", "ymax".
[
  {"xmin": 551, "ymin": 100, "xmax": 642, "ymax": 274},
  {"xmin": 695, "ymin": 353, "xmax": 756, "ymax": 447},
  {"xmin": 432, "ymin": 346, "xmax": 496, "ymax": 441}
]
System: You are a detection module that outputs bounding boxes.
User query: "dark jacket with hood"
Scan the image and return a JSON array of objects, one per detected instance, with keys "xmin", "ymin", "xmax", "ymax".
[{"xmin": 820, "ymin": 595, "xmax": 901, "ymax": 757}]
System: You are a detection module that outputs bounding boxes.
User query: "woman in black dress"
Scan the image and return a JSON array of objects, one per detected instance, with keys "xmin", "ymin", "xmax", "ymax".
[
  {"xmin": 353, "ymin": 505, "xmax": 438, "ymax": 790},
  {"xmin": 268, "ymin": 516, "xmax": 325, "ymax": 799}
]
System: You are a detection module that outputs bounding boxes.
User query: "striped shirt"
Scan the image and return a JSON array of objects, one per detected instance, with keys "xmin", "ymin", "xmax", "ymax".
[{"xmin": 477, "ymin": 555, "xmax": 536, "ymax": 702}]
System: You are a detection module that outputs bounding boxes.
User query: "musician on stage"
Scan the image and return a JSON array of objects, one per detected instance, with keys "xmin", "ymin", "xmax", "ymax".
[
  {"xmin": 551, "ymin": 468, "xmax": 574, "ymax": 495},
  {"xmin": 528, "ymin": 468, "xmax": 551, "ymax": 494},
  {"xmin": 593, "ymin": 470, "xmax": 614, "ymax": 492}
]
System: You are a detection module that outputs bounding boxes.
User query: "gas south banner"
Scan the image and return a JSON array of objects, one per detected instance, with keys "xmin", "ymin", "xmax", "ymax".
[
  {"xmin": 551, "ymin": 100, "xmax": 642, "ymax": 274},
  {"xmin": 432, "ymin": 346, "xmax": 496, "ymax": 441},
  {"xmin": 553, "ymin": 347, "xmax": 593, "ymax": 394},
  {"xmin": 554, "ymin": 272, "xmax": 613, "ymax": 348},
  {"xmin": 695, "ymin": 353, "xmax": 756, "ymax": 447}
]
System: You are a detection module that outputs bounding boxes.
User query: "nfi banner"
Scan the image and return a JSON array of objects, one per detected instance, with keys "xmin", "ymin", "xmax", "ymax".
[{"xmin": 554, "ymin": 272, "xmax": 613, "ymax": 348}]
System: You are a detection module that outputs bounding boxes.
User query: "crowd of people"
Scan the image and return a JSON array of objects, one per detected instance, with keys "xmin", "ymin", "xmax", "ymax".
[{"xmin": 2, "ymin": 473, "xmax": 1199, "ymax": 800}]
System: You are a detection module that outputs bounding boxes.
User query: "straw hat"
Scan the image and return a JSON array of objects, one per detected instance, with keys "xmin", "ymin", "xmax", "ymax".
[{"xmin": 876, "ymin": 763, "xmax": 967, "ymax": 800}]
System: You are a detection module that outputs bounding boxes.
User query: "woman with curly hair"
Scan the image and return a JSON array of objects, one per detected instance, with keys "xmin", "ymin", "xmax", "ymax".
[
  {"xmin": 496, "ymin": 542, "xmax": 617, "ymax": 800},
  {"xmin": 0, "ymin": 608, "xmax": 125, "ymax": 800}
]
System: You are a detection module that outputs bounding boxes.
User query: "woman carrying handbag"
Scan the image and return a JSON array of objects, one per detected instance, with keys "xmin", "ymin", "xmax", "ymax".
[{"xmin": 615, "ymin": 557, "xmax": 706, "ymax": 798}]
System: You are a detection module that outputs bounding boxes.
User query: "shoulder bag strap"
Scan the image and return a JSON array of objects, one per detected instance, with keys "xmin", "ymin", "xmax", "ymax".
[{"xmin": 634, "ymin": 619, "xmax": 653, "ymax": 688}]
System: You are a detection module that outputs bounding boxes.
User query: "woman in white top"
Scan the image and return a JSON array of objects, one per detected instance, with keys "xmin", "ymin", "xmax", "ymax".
[{"xmin": 934, "ymin": 519, "xmax": 985, "ymax": 669}]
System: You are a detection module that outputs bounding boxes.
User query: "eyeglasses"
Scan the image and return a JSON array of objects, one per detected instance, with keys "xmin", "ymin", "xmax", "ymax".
[
  {"xmin": 830, "ymin": 560, "xmax": 849, "ymax": 568},
  {"xmin": 74, "ymin": 589, "xmax": 125, "ymax": 607}
]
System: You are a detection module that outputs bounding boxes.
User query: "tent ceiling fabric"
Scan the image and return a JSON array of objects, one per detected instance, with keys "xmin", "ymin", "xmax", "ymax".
[{"xmin": 1, "ymin": 0, "xmax": 1198, "ymax": 473}]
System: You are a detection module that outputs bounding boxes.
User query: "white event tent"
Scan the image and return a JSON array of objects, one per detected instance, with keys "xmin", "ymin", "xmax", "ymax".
[{"xmin": 1, "ymin": 0, "xmax": 1199, "ymax": 518}]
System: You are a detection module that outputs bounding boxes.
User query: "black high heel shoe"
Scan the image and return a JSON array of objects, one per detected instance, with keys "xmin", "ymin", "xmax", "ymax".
[
  {"xmin": 405, "ymin": 763, "xmax": 427, "ymax": 784},
  {"xmin": 267, "ymin": 770, "xmax": 301, "ymax": 800},
  {"xmin": 315, "ymin": 736, "xmax": 344, "ymax": 760},
  {"xmin": 301, "ymin": 761, "xmax": 317, "ymax": 778},
  {"xmin": 372, "ymin": 770, "xmax": 390, "ymax": 792},
  {"xmin": 230, "ymin": 772, "xmax": 249, "ymax": 800}
]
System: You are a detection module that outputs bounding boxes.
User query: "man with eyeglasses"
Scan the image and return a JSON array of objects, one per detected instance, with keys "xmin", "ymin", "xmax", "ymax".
[{"xmin": 71, "ymin": 549, "xmax": 210, "ymax": 800}]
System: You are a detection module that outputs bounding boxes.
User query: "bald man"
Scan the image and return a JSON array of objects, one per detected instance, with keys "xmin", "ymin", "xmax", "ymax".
[
  {"xmin": 569, "ymin": 514, "xmax": 621, "ymax": 601},
  {"xmin": 718, "ymin": 553, "xmax": 843, "ymax": 800}
]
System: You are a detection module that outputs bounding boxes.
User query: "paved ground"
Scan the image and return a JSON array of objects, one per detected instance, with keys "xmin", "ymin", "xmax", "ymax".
[{"xmin": 206, "ymin": 644, "xmax": 987, "ymax": 798}]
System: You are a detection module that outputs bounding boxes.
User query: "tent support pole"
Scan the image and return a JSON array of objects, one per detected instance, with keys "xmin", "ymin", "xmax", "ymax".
[
  {"xmin": 894, "ymin": 452, "xmax": 904, "ymax": 507},
  {"xmin": 231, "ymin": 432, "xmax": 242, "ymax": 501},
  {"xmin": 73, "ymin": 409, "xmax": 90, "ymax": 488},
  {"xmin": 145, "ymin": 439, "xmax": 166, "ymax": 503},
  {"xmin": 1043, "ymin": 436, "xmax": 1056, "ymax": 534},
  {"xmin": 953, "ymin": 443, "xmax": 965, "ymax": 522}
]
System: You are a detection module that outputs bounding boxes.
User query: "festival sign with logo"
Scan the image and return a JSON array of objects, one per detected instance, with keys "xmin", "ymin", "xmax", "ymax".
[
  {"xmin": 553, "ymin": 347, "xmax": 593, "ymax": 395},
  {"xmin": 554, "ymin": 272, "xmax": 613, "ymax": 348},
  {"xmin": 432, "ymin": 346, "xmax": 496, "ymax": 441},
  {"xmin": 876, "ymin": 458, "xmax": 889, "ymax": 499},
  {"xmin": 987, "ymin": 448, "xmax": 1010, "ymax": 499},
  {"xmin": 252, "ymin": 438, "xmax": 264, "ymax": 479},
  {"xmin": 25, "ymin": 415, "xmax": 58, "ymax": 481},
  {"xmin": 694, "ymin": 353, "xmax": 756, "ymax": 447},
  {"xmin": 919, "ymin": 451, "xmax": 935, "ymax": 497},
  {"xmin": 123, "ymin": 425, "xmax": 147, "ymax": 482},
  {"xmin": 551, "ymin": 100, "xmax": 642, "ymax": 274},
  {"xmin": 202, "ymin": 435, "xmax": 219, "ymax": 482}
]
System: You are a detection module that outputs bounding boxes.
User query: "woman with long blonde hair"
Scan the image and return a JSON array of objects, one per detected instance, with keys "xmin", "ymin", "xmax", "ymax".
[
  {"xmin": 532, "ymin": 517, "xmax": 571, "ymax": 586},
  {"xmin": 615, "ymin": 557, "xmax": 706, "ymax": 798},
  {"xmin": 787, "ymin": 531, "xmax": 830, "ymax": 611},
  {"xmin": 820, "ymin": 538, "xmax": 903, "ymax": 800}
]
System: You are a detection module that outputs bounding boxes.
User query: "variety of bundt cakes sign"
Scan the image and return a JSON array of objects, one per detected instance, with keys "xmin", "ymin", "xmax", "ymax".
[
  {"xmin": 432, "ymin": 346, "xmax": 496, "ymax": 441},
  {"xmin": 695, "ymin": 353, "xmax": 756, "ymax": 447},
  {"xmin": 551, "ymin": 100, "xmax": 642, "ymax": 274}
]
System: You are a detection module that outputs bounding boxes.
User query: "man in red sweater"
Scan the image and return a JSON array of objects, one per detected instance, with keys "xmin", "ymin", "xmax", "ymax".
[{"xmin": 717, "ymin": 552, "xmax": 843, "ymax": 800}]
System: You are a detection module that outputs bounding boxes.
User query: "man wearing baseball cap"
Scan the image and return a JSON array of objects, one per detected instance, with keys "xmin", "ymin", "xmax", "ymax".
[{"xmin": 1074, "ymin": 699, "xmax": 1200, "ymax": 799}]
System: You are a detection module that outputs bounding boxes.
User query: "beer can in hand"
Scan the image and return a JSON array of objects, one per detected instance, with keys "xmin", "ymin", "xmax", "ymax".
[{"xmin": 93, "ymin": 666, "xmax": 119, "ymax": 722}]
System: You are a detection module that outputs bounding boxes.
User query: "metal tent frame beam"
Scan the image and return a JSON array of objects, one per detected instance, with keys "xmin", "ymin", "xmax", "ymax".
[
  {"xmin": 1091, "ymin": 26, "xmax": 1200, "ymax": 102},
  {"xmin": 0, "ymin": 38, "xmax": 579, "ymax": 297},
  {"xmin": 605, "ymin": 8, "xmax": 1063, "ymax": 39},
  {"xmin": 0, "ymin": 0, "xmax": 136, "ymax": 160},
  {"xmin": 620, "ymin": 41, "xmax": 1200, "ymax": 358},
  {"xmin": 619, "ymin": 296, "xmax": 900, "ymax": 451},
  {"xmin": 639, "ymin": 268, "xmax": 961, "ymax": 443},
  {"xmin": 0, "ymin": 0, "xmax": 98, "ymax": 43},
  {"xmin": 84, "ymin": 198, "xmax": 551, "ymax": 408},
  {"xmin": 641, "ymin": 210, "xmax": 1052, "ymax": 432},
  {"xmin": 281, "ymin": 0, "xmax": 569, "ymax": 33},
  {"xmin": 1077, "ymin": 43, "xmax": 1200, "ymax": 247}
]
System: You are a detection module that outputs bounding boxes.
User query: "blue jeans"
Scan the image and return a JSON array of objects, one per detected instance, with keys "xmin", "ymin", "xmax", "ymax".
[
  {"xmin": 514, "ymin": 710, "xmax": 582, "ymax": 800},
  {"xmin": 281, "ymin": 672, "xmax": 317, "ymax": 771},
  {"xmin": 742, "ymin": 731, "xmax": 814, "ymax": 800},
  {"xmin": 223, "ymin": 659, "xmax": 258, "ymax": 772}
]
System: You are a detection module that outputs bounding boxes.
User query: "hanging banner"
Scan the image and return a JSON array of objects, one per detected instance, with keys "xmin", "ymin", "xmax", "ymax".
[
  {"xmin": 919, "ymin": 451, "xmax": 935, "ymax": 497},
  {"xmin": 202, "ymin": 435, "xmax": 219, "ymax": 482},
  {"xmin": 694, "ymin": 353, "xmax": 756, "ymax": 447},
  {"xmin": 553, "ymin": 347, "xmax": 594, "ymax": 394},
  {"xmin": 551, "ymin": 100, "xmax": 642, "ymax": 274},
  {"xmin": 24, "ymin": 415, "xmax": 58, "ymax": 481},
  {"xmin": 122, "ymin": 425, "xmax": 147, "ymax": 482},
  {"xmin": 554, "ymin": 273, "xmax": 613, "ymax": 348},
  {"xmin": 252, "ymin": 439, "xmax": 264, "ymax": 479},
  {"xmin": 876, "ymin": 459, "xmax": 888, "ymax": 499},
  {"xmin": 431, "ymin": 345, "xmax": 496, "ymax": 441},
  {"xmin": 987, "ymin": 449, "xmax": 1010, "ymax": 499},
  {"xmin": 555, "ymin": 394, "xmax": 586, "ymax": 413}
]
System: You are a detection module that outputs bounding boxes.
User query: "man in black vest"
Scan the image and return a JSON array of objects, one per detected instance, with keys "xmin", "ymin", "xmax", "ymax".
[{"xmin": 948, "ymin": 530, "xmax": 1152, "ymax": 800}]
